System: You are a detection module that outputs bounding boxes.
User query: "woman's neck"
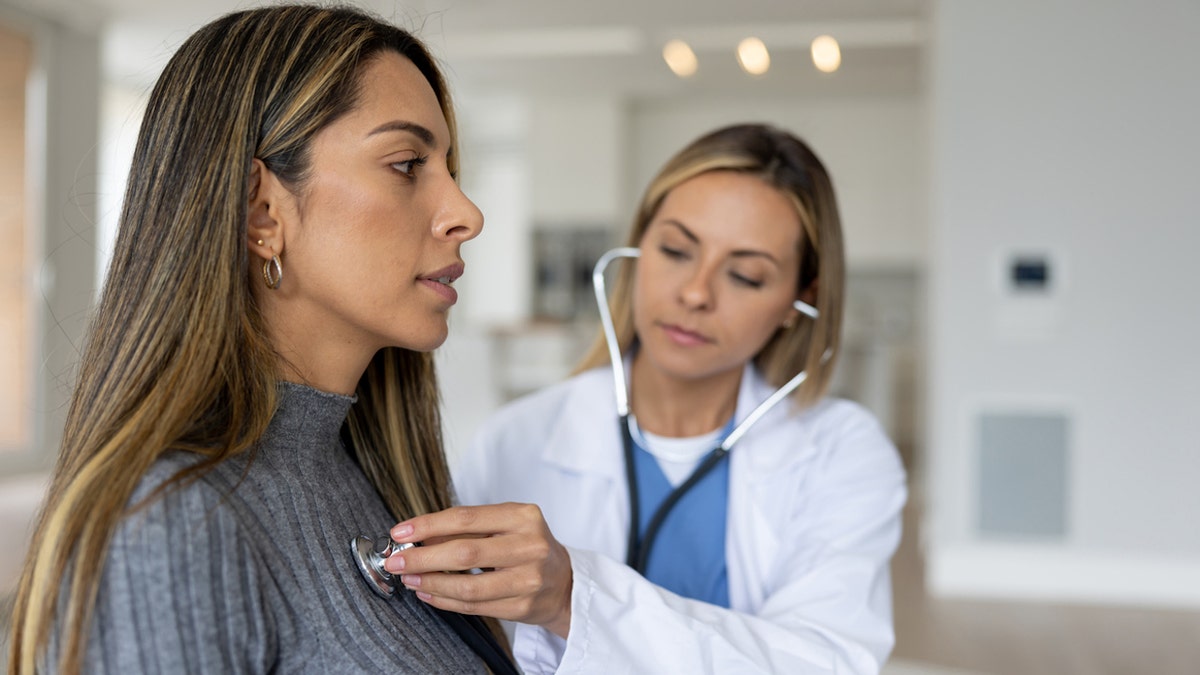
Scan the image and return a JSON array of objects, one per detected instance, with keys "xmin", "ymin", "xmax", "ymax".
[
  {"xmin": 259, "ymin": 293, "xmax": 372, "ymax": 396},
  {"xmin": 629, "ymin": 354, "xmax": 742, "ymax": 438}
]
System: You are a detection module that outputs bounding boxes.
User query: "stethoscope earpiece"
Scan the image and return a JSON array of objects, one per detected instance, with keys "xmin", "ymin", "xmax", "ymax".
[{"xmin": 793, "ymin": 299, "xmax": 819, "ymax": 319}]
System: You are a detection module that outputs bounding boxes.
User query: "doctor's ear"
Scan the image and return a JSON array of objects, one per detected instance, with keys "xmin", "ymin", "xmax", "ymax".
[
  {"xmin": 798, "ymin": 277, "xmax": 819, "ymax": 307},
  {"xmin": 247, "ymin": 158, "xmax": 287, "ymax": 259},
  {"xmin": 783, "ymin": 278, "xmax": 820, "ymax": 329}
]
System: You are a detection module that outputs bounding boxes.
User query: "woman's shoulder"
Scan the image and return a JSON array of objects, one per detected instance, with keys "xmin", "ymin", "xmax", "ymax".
[
  {"xmin": 117, "ymin": 451, "xmax": 250, "ymax": 543},
  {"xmin": 129, "ymin": 450, "xmax": 226, "ymax": 500},
  {"xmin": 742, "ymin": 391, "xmax": 898, "ymax": 467},
  {"xmin": 796, "ymin": 396, "xmax": 887, "ymax": 433},
  {"xmin": 789, "ymin": 397, "xmax": 905, "ymax": 478}
]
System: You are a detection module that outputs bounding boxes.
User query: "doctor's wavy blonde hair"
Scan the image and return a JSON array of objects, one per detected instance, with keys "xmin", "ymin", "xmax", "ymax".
[
  {"xmin": 577, "ymin": 123, "xmax": 845, "ymax": 408},
  {"xmin": 8, "ymin": 6, "xmax": 505, "ymax": 674}
]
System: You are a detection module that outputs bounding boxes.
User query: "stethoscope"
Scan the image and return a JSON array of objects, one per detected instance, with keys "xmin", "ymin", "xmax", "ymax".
[
  {"xmin": 351, "ymin": 506, "xmax": 515, "ymax": 668},
  {"xmin": 350, "ymin": 536, "xmax": 518, "ymax": 674},
  {"xmin": 591, "ymin": 247, "xmax": 823, "ymax": 574}
]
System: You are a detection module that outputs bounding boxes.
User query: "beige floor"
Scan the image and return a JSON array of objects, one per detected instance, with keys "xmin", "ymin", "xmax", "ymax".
[{"xmin": 890, "ymin": 491, "xmax": 1200, "ymax": 675}]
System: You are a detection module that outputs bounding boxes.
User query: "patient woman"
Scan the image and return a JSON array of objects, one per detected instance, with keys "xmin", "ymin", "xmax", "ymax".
[{"xmin": 7, "ymin": 5, "xmax": 516, "ymax": 674}]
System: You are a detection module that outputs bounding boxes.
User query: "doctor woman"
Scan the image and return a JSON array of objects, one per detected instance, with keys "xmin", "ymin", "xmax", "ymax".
[{"xmin": 386, "ymin": 123, "xmax": 907, "ymax": 673}]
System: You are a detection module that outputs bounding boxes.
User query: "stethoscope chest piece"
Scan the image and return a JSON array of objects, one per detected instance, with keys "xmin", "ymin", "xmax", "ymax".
[{"xmin": 351, "ymin": 534, "xmax": 413, "ymax": 599}]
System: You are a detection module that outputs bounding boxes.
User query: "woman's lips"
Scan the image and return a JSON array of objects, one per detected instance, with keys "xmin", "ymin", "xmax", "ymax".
[
  {"xmin": 418, "ymin": 278, "xmax": 458, "ymax": 304},
  {"xmin": 660, "ymin": 323, "xmax": 713, "ymax": 347},
  {"xmin": 418, "ymin": 263, "xmax": 463, "ymax": 305}
]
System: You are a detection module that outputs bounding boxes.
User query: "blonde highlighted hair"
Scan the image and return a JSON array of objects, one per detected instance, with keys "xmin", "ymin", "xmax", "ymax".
[
  {"xmin": 8, "ymin": 5, "xmax": 499, "ymax": 673},
  {"xmin": 578, "ymin": 123, "xmax": 845, "ymax": 407}
]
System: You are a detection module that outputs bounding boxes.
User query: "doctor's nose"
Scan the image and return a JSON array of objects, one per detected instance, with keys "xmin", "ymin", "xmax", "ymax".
[{"xmin": 678, "ymin": 267, "xmax": 715, "ymax": 310}]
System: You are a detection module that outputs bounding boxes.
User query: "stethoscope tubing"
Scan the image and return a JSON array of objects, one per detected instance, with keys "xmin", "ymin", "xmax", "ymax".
[{"xmin": 592, "ymin": 247, "xmax": 641, "ymax": 417}]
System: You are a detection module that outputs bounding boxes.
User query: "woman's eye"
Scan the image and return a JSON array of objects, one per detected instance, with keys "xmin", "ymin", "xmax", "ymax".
[
  {"xmin": 392, "ymin": 155, "xmax": 428, "ymax": 178},
  {"xmin": 659, "ymin": 245, "xmax": 687, "ymax": 259},
  {"xmin": 730, "ymin": 272, "xmax": 764, "ymax": 288}
]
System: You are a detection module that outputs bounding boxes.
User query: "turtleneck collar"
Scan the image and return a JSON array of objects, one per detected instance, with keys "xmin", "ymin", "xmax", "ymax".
[{"xmin": 257, "ymin": 381, "xmax": 357, "ymax": 461}]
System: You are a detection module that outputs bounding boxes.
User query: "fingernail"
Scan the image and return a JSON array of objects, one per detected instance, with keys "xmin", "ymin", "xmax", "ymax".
[
  {"xmin": 391, "ymin": 524, "xmax": 414, "ymax": 539},
  {"xmin": 400, "ymin": 574, "xmax": 421, "ymax": 588},
  {"xmin": 416, "ymin": 591, "xmax": 432, "ymax": 602},
  {"xmin": 384, "ymin": 555, "xmax": 405, "ymax": 573}
]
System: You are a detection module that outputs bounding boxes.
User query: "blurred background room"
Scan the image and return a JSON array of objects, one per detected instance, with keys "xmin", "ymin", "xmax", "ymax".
[{"xmin": 1, "ymin": 0, "xmax": 1198, "ymax": 672}]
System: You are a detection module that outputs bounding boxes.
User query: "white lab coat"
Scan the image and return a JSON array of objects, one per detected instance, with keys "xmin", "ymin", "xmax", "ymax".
[{"xmin": 454, "ymin": 364, "xmax": 907, "ymax": 674}]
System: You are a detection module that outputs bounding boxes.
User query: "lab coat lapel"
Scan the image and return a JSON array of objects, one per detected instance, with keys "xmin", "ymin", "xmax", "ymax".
[
  {"xmin": 538, "ymin": 367, "xmax": 624, "ymax": 479},
  {"xmin": 727, "ymin": 365, "xmax": 819, "ymax": 612},
  {"xmin": 534, "ymin": 367, "xmax": 631, "ymax": 559}
]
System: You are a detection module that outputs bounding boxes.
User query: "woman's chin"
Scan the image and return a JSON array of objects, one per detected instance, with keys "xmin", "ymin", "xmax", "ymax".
[{"xmin": 395, "ymin": 324, "xmax": 449, "ymax": 353}]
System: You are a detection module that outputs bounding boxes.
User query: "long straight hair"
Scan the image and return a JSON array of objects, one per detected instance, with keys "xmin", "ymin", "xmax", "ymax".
[
  {"xmin": 578, "ymin": 123, "xmax": 846, "ymax": 408},
  {"xmin": 8, "ymin": 6, "xmax": 497, "ymax": 673}
]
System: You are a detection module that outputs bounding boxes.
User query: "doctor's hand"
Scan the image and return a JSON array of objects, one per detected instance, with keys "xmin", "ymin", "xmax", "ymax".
[{"xmin": 384, "ymin": 503, "xmax": 574, "ymax": 638}]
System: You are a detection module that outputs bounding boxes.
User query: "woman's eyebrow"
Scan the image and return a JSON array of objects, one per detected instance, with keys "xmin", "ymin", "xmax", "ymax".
[
  {"xmin": 365, "ymin": 120, "xmax": 436, "ymax": 147},
  {"xmin": 662, "ymin": 219, "xmax": 780, "ymax": 265}
]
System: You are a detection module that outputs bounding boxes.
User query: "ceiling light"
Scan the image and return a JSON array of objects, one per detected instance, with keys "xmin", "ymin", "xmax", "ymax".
[
  {"xmin": 736, "ymin": 37, "xmax": 770, "ymax": 76},
  {"xmin": 662, "ymin": 39, "xmax": 698, "ymax": 78},
  {"xmin": 811, "ymin": 34, "xmax": 841, "ymax": 73}
]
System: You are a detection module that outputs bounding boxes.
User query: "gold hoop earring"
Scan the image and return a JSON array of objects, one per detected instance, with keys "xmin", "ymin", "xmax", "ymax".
[{"xmin": 263, "ymin": 254, "xmax": 283, "ymax": 289}]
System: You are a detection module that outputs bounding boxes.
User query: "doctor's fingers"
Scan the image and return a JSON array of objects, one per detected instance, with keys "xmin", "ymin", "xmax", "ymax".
[
  {"xmin": 391, "ymin": 503, "xmax": 550, "ymax": 543},
  {"xmin": 385, "ymin": 531, "xmax": 550, "ymax": 576},
  {"xmin": 401, "ymin": 566, "xmax": 569, "ymax": 627}
]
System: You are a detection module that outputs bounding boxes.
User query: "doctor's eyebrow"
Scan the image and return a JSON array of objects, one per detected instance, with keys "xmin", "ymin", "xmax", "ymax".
[{"xmin": 661, "ymin": 219, "xmax": 781, "ymax": 265}]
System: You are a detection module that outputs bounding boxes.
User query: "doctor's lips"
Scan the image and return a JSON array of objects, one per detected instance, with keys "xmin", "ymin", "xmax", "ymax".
[
  {"xmin": 418, "ymin": 262, "xmax": 464, "ymax": 303},
  {"xmin": 659, "ymin": 322, "xmax": 715, "ymax": 347}
]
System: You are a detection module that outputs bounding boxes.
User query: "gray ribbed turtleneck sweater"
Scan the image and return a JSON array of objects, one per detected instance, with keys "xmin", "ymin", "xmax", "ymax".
[{"xmin": 60, "ymin": 383, "xmax": 486, "ymax": 674}]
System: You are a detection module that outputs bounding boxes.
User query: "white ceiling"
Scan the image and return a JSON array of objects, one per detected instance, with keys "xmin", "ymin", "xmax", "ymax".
[{"xmin": 10, "ymin": 0, "xmax": 929, "ymax": 98}]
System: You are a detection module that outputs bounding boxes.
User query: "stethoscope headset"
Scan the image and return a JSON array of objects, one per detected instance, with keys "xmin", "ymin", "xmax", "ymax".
[{"xmin": 591, "ymin": 247, "xmax": 825, "ymax": 574}]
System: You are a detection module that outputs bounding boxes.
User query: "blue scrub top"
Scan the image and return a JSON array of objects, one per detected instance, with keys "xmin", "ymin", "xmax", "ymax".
[{"xmin": 631, "ymin": 423, "xmax": 732, "ymax": 608}]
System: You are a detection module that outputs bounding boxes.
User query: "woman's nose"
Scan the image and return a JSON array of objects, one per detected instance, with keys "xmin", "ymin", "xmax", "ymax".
[{"xmin": 434, "ymin": 181, "xmax": 484, "ymax": 242}]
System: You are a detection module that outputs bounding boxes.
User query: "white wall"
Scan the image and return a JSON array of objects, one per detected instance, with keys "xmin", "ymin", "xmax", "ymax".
[
  {"xmin": 926, "ymin": 0, "xmax": 1200, "ymax": 606},
  {"xmin": 470, "ymin": 91, "xmax": 928, "ymax": 268},
  {"xmin": 454, "ymin": 93, "xmax": 532, "ymax": 327},
  {"xmin": 631, "ymin": 95, "xmax": 926, "ymax": 269},
  {"xmin": 529, "ymin": 96, "xmax": 626, "ymax": 227},
  {"xmin": 452, "ymin": 94, "xmax": 627, "ymax": 327}
]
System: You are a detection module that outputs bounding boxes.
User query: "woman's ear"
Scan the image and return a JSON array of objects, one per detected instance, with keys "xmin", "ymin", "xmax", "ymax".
[{"xmin": 247, "ymin": 158, "xmax": 285, "ymax": 260}]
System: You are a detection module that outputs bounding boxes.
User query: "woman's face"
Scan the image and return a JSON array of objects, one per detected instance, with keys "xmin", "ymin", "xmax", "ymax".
[
  {"xmin": 632, "ymin": 170, "xmax": 803, "ymax": 385},
  {"xmin": 265, "ymin": 52, "xmax": 482, "ymax": 374}
]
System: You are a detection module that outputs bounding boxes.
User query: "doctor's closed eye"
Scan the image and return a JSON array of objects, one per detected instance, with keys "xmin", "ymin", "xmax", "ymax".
[
  {"xmin": 659, "ymin": 244, "xmax": 688, "ymax": 259},
  {"xmin": 729, "ymin": 271, "xmax": 764, "ymax": 288}
]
